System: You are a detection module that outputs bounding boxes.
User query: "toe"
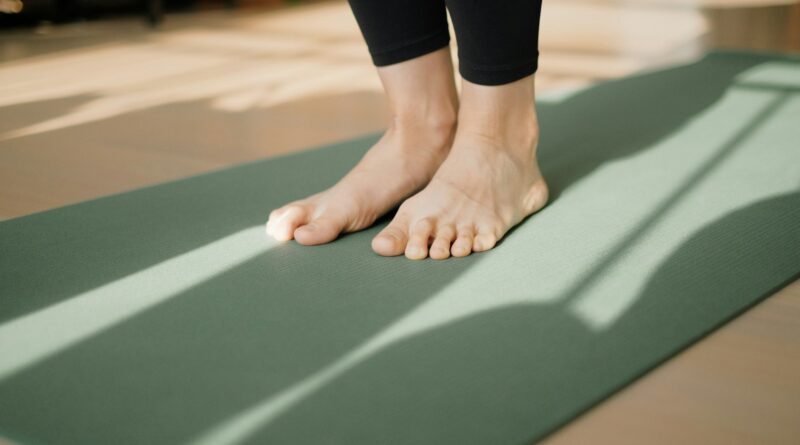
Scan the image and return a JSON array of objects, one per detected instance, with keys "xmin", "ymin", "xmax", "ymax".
[
  {"xmin": 372, "ymin": 215, "xmax": 409, "ymax": 256},
  {"xmin": 267, "ymin": 205, "xmax": 308, "ymax": 241},
  {"xmin": 265, "ymin": 208, "xmax": 282, "ymax": 236},
  {"xmin": 451, "ymin": 227, "xmax": 475, "ymax": 257},
  {"xmin": 294, "ymin": 216, "xmax": 345, "ymax": 246},
  {"xmin": 473, "ymin": 231, "xmax": 498, "ymax": 252},
  {"xmin": 429, "ymin": 225, "xmax": 455, "ymax": 260},
  {"xmin": 405, "ymin": 218, "xmax": 434, "ymax": 260}
]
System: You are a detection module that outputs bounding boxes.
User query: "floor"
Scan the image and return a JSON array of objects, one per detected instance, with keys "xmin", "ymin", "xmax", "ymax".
[{"xmin": 1, "ymin": 0, "xmax": 798, "ymax": 443}]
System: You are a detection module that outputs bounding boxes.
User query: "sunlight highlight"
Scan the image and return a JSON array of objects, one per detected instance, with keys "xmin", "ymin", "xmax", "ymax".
[
  {"xmin": 570, "ymin": 86, "xmax": 797, "ymax": 330},
  {"xmin": 0, "ymin": 227, "xmax": 276, "ymax": 381},
  {"xmin": 0, "ymin": 3, "xmax": 379, "ymax": 141}
]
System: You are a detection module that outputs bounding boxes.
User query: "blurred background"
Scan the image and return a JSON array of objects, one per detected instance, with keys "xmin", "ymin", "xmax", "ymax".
[{"xmin": 0, "ymin": 0, "xmax": 798, "ymax": 219}]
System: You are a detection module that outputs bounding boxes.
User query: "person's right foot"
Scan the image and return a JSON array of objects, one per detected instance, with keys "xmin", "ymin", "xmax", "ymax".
[
  {"xmin": 266, "ymin": 118, "xmax": 455, "ymax": 245},
  {"xmin": 370, "ymin": 124, "xmax": 547, "ymax": 260},
  {"xmin": 371, "ymin": 75, "xmax": 548, "ymax": 260}
]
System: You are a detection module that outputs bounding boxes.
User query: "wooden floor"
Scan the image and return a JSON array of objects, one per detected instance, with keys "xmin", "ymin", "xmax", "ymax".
[{"xmin": 1, "ymin": 0, "xmax": 798, "ymax": 443}]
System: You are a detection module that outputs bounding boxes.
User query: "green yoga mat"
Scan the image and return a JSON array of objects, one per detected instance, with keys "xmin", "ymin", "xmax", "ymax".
[{"xmin": 1, "ymin": 51, "xmax": 799, "ymax": 445}]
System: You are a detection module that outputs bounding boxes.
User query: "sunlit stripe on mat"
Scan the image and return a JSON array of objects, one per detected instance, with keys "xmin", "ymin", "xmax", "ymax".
[{"xmin": 0, "ymin": 227, "xmax": 276, "ymax": 381}]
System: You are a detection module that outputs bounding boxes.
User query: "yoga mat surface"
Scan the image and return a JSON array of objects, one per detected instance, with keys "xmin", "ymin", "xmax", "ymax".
[{"xmin": 1, "ymin": 51, "xmax": 799, "ymax": 445}]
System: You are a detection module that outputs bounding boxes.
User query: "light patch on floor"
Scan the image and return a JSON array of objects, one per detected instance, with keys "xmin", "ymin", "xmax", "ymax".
[{"xmin": 0, "ymin": 226, "xmax": 278, "ymax": 381}]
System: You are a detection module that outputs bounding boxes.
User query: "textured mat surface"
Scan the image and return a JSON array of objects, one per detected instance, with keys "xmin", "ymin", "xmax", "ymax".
[{"xmin": 1, "ymin": 51, "xmax": 799, "ymax": 445}]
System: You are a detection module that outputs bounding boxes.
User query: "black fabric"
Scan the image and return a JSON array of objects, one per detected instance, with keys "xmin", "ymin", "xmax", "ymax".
[{"xmin": 347, "ymin": 0, "xmax": 542, "ymax": 86}]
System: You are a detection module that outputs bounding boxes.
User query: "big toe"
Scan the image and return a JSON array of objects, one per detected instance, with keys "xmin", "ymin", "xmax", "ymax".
[
  {"xmin": 372, "ymin": 224, "xmax": 408, "ymax": 257},
  {"xmin": 294, "ymin": 217, "xmax": 344, "ymax": 245},
  {"xmin": 267, "ymin": 205, "xmax": 308, "ymax": 241}
]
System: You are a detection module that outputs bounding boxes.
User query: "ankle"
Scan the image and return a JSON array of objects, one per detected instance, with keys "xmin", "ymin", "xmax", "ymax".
[
  {"xmin": 391, "ymin": 98, "xmax": 457, "ymax": 130},
  {"xmin": 456, "ymin": 75, "xmax": 540, "ymax": 158},
  {"xmin": 457, "ymin": 112, "xmax": 539, "ymax": 162},
  {"xmin": 388, "ymin": 106, "xmax": 458, "ymax": 150}
]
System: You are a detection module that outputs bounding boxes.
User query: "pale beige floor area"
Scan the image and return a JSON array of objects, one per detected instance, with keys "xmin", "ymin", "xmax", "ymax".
[{"xmin": 1, "ymin": 0, "xmax": 799, "ymax": 444}]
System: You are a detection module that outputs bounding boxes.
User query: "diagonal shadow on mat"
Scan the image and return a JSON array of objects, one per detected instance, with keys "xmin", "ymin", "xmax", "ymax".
[
  {"xmin": 185, "ymin": 58, "xmax": 800, "ymax": 444},
  {"xmin": 0, "ymin": 52, "xmax": 796, "ymax": 445},
  {"xmin": 243, "ymin": 191, "xmax": 800, "ymax": 445}
]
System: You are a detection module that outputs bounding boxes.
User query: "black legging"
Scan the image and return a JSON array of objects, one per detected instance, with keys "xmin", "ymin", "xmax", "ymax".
[{"xmin": 347, "ymin": 0, "xmax": 543, "ymax": 86}]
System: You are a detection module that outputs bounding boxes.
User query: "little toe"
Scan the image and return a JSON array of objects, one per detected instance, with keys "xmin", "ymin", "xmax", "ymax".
[
  {"xmin": 405, "ymin": 218, "xmax": 434, "ymax": 260},
  {"xmin": 473, "ymin": 231, "xmax": 498, "ymax": 252},
  {"xmin": 451, "ymin": 227, "xmax": 475, "ymax": 257},
  {"xmin": 268, "ymin": 205, "xmax": 308, "ymax": 241},
  {"xmin": 372, "ymin": 217, "xmax": 409, "ymax": 257}
]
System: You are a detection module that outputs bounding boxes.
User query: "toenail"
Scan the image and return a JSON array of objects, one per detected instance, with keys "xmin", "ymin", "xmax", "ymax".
[{"xmin": 407, "ymin": 247, "xmax": 423, "ymax": 257}]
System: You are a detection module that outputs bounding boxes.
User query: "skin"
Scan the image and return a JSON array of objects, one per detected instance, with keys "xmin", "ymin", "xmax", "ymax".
[{"xmin": 266, "ymin": 46, "xmax": 548, "ymax": 260}]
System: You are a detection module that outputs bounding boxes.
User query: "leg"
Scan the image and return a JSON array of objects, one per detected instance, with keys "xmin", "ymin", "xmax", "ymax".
[
  {"xmin": 266, "ymin": 1, "xmax": 458, "ymax": 245},
  {"xmin": 372, "ymin": 0, "xmax": 548, "ymax": 260}
]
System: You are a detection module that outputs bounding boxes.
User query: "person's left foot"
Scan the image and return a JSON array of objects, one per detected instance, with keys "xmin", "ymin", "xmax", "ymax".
[
  {"xmin": 265, "ymin": 117, "xmax": 454, "ymax": 245},
  {"xmin": 371, "ymin": 127, "xmax": 549, "ymax": 260}
]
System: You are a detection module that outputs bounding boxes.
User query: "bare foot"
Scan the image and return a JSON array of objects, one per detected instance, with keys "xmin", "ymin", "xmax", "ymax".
[
  {"xmin": 266, "ymin": 122, "xmax": 453, "ymax": 245},
  {"xmin": 371, "ymin": 75, "xmax": 548, "ymax": 259},
  {"xmin": 266, "ymin": 48, "xmax": 459, "ymax": 245},
  {"xmin": 371, "ymin": 132, "xmax": 548, "ymax": 259}
]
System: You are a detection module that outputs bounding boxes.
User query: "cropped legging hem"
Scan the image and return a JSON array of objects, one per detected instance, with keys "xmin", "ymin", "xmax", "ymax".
[
  {"xmin": 373, "ymin": 38, "xmax": 539, "ymax": 86},
  {"xmin": 371, "ymin": 30, "xmax": 451, "ymax": 68},
  {"xmin": 458, "ymin": 54, "xmax": 539, "ymax": 86}
]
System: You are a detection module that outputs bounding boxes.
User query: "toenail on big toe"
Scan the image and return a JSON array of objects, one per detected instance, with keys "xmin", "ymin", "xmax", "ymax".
[
  {"xmin": 380, "ymin": 236, "xmax": 393, "ymax": 247},
  {"xmin": 372, "ymin": 235, "xmax": 398, "ymax": 254}
]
